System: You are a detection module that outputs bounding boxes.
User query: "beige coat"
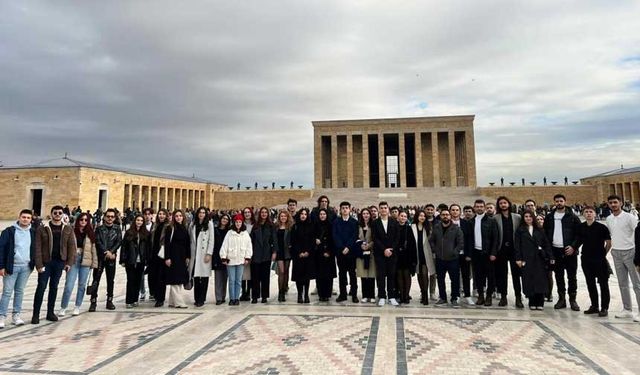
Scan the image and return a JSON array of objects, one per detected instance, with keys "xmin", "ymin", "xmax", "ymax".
[
  {"xmin": 411, "ymin": 223, "xmax": 436, "ymax": 276},
  {"xmin": 79, "ymin": 235, "xmax": 98, "ymax": 268},
  {"xmin": 355, "ymin": 225, "xmax": 376, "ymax": 278}
]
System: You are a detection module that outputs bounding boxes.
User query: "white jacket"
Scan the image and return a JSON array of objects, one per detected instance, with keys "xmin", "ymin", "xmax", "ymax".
[
  {"xmin": 219, "ymin": 230, "xmax": 253, "ymax": 266},
  {"xmin": 189, "ymin": 221, "xmax": 215, "ymax": 277}
]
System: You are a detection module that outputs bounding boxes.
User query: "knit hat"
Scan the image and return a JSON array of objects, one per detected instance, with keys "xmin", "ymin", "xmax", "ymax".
[{"xmin": 233, "ymin": 213, "xmax": 244, "ymax": 222}]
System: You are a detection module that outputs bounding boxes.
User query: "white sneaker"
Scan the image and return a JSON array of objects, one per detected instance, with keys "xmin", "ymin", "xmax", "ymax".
[
  {"xmin": 465, "ymin": 297, "xmax": 475, "ymax": 305},
  {"xmin": 0, "ymin": 318, "xmax": 4, "ymax": 329},
  {"xmin": 634, "ymin": 313, "xmax": 640, "ymax": 322},
  {"xmin": 615, "ymin": 309, "xmax": 633, "ymax": 319},
  {"xmin": 58, "ymin": 308, "xmax": 67, "ymax": 317},
  {"xmin": 361, "ymin": 298, "xmax": 368, "ymax": 303},
  {"xmin": 389, "ymin": 298, "xmax": 399, "ymax": 306},
  {"xmin": 378, "ymin": 298, "xmax": 386, "ymax": 306},
  {"xmin": 72, "ymin": 307, "xmax": 80, "ymax": 316},
  {"xmin": 12, "ymin": 314, "xmax": 24, "ymax": 326},
  {"xmin": 430, "ymin": 293, "xmax": 438, "ymax": 301}
]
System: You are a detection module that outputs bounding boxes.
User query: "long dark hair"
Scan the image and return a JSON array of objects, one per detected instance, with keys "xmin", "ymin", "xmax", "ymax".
[
  {"xmin": 194, "ymin": 206, "xmax": 210, "ymax": 232},
  {"xmin": 358, "ymin": 208, "xmax": 372, "ymax": 228},
  {"xmin": 218, "ymin": 214, "xmax": 231, "ymax": 230},
  {"xmin": 255, "ymin": 206, "xmax": 273, "ymax": 228},
  {"xmin": 125, "ymin": 214, "xmax": 149, "ymax": 240},
  {"xmin": 74, "ymin": 212, "xmax": 95, "ymax": 243}
]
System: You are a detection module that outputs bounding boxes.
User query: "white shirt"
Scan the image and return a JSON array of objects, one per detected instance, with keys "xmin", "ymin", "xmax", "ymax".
[
  {"xmin": 146, "ymin": 222, "xmax": 153, "ymax": 232},
  {"xmin": 474, "ymin": 213, "xmax": 484, "ymax": 250},
  {"xmin": 552, "ymin": 211, "xmax": 565, "ymax": 248},
  {"xmin": 528, "ymin": 225, "xmax": 533, "ymax": 236},
  {"xmin": 381, "ymin": 218, "xmax": 388, "ymax": 233},
  {"xmin": 606, "ymin": 211, "xmax": 638, "ymax": 250}
]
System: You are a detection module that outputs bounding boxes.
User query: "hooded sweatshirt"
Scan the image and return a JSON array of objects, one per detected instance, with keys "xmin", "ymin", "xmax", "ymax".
[{"xmin": 13, "ymin": 222, "xmax": 32, "ymax": 267}]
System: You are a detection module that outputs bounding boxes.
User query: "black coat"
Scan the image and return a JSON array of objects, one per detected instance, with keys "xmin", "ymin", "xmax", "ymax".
[
  {"xmin": 314, "ymin": 220, "xmax": 336, "ymax": 279},
  {"xmin": 371, "ymin": 217, "xmax": 400, "ymax": 259},
  {"xmin": 470, "ymin": 215, "xmax": 499, "ymax": 256},
  {"xmin": 212, "ymin": 227, "xmax": 229, "ymax": 270},
  {"xmin": 515, "ymin": 226, "xmax": 553, "ymax": 297},
  {"xmin": 119, "ymin": 231, "xmax": 149, "ymax": 267},
  {"xmin": 396, "ymin": 223, "xmax": 416, "ymax": 270},
  {"xmin": 291, "ymin": 220, "xmax": 316, "ymax": 281},
  {"xmin": 543, "ymin": 208, "xmax": 581, "ymax": 250},
  {"xmin": 251, "ymin": 224, "xmax": 274, "ymax": 263},
  {"xmin": 164, "ymin": 225, "xmax": 190, "ymax": 285},
  {"xmin": 95, "ymin": 224, "xmax": 122, "ymax": 264}
]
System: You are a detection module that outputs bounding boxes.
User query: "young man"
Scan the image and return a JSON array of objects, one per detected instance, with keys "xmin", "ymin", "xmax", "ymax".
[
  {"xmin": 470, "ymin": 199, "xmax": 499, "ymax": 306},
  {"xmin": 287, "ymin": 198, "xmax": 299, "ymax": 221},
  {"xmin": 88, "ymin": 208, "xmax": 122, "ymax": 312},
  {"xmin": 0, "ymin": 209, "xmax": 36, "ymax": 327},
  {"xmin": 429, "ymin": 209, "xmax": 464, "ymax": 308},
  {"xmin": 485, "ymin": 203, "xmax": 496, "ymax": 218},
  {"xmin": 311, "ymin": 195, "xmax": 336, "ymax": 223},
  {"xmin": 544, "ymin": 194, "xmax": 581, "ymax": 311},
  {"xmin": 494, "ymin": 196, "xmax": 523, "ymax": 308},
  {"xmin": 32, "ymin": 205, "xmax": 76, "ymax": 324},
  {"xmin": 605, "ymin": 195, "xmax": 640, "ymax": 321},
  {"xmin": 390, "ymin": 207, "xmax": 400, "ymax": 220},
  {"xmin": 372, "ymin": 201, "xmax": 400, "ymax": 306},
  {"xmin": 451, "ymin": 204, "xmax": 474, "ymax": 305},
  {"xmin": 575, "ymin": 206, "xmax": 611, "ymax": 317},
  {"xmin": 332, "ymin": 201, "xmax": 359, "ymax": 303}
]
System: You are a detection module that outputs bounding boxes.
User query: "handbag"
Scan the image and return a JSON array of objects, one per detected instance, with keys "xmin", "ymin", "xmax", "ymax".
[
  {"xmin": 157, "ymin": 228, "xmax": 174, "ymax": 260},
  {"xmin": 184, "ymin": 278, "xmax": 193, "ymax": 290}
]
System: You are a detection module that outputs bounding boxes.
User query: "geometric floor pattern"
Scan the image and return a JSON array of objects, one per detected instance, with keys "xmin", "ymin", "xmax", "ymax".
[
  {"xmin": 398, "ymin": 317, "xmax": 609, "ymax": 375},
  {"xmin": 0, "ymin": 311, "xmax": 198, "ymax": 374},
  {"xmin": 167, "ymin": 314, "xmax": 379, "ymax": 375}
]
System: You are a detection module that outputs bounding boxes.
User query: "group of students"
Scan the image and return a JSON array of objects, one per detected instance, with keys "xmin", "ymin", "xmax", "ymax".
[{"xmin": 1, "ymin": 193, "xmax": 640, "ymax": 329}]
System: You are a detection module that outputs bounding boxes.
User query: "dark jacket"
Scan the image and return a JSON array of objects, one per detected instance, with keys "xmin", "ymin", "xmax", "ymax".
[
  {"xmin": 332, "ymin": 216, "xmax": 359, "ymax": 258},
  {"xmin": 495, "ymin": 212, "xmax": 521, "ymax": 254},
  {"xmin": 396, "ymin": 223, "xmax": 417, "ymax": 269},
  {"xmin": 35, "ymin": 223, "xmax": 76, "ymax": 268},
  {"xmin": 291, "ymin": 219, "xmax": 316, "ymax": 281},
  {"xmin": 95, "ymin": 224, "xmax": 123, "ymax": 264},
  {"xmin": 371, "ymin": 217, "xmax": 400, "ymax": 258},
  {"xmin": 470, "ymin": 214, "xmax": 499, "ymax": 256},
  {"xmin": 458, "ymin": 218, "xmax": 474, "ymax": 257},
  {"xmin": 515, "ymin": 226, "xmax": 554, "ymax": 296},
  {"xmin": 212, "ymin": 227, "xmax": 230, "ymax": 270},
  {"xmin": 635, "ymin": 223, "xmax": 640, "ymax": 267},
  {"xmin": 251, "ymin": 223, "xmax": 275, "ymax": 263},
  {"xmin": 429, "ymin": 222, "xmax": 465, "ymax": 261},
  {"xmin": 164, "ymin": 225, "xmax": 190, "ymax": 285},
  {"xmin": 314, "ymin": 220, "xmax": 336, "ymax": 279},
  {"xmin": 119, "ymin": 230, "xmax": 149, "ymax": 267},
  {"xmin": 544, "ymin": 207, "xmax": 581, "ymax": 251},
  {"xmin": 0, "ymin": 224, "xmax": 37, "ymax": 274}
]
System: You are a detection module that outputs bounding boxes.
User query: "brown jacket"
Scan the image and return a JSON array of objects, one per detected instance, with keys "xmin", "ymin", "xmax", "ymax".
[{"xmin": 35, "ymin": 223, "xmax": 76, "ymax": 269}]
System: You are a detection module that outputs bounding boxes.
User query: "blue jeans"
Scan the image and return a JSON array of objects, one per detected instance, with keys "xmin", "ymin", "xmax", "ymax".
[
  {"xmin": 227, "ymin": 265, "xmax": 244, "ymax": 300},
  {"xmin": 61, "ymin": 256, "xmax": 91, "ymax": 309},
  {"xmin": 0, "ymin": 264, "xmax": 32, "ymax": 317}
]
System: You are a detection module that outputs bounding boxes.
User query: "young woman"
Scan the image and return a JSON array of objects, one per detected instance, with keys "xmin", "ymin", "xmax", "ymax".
[
  {"xmin": 220, "ymin": 214, "xmax": 253, "ymax": 306},
  {"xmin": 213, "ymin": 214, "xmax": 231, "ymax": 305},
  {"xmin": 291, "ymin": 209, "xmax": 315, "ymax": 303},
  {"xmin": 164, "ymin": 210, "xmax": 190, "ymax": 308},
  {"xmin": 150, "ymin": 209, "xmax": 169, "ymax": 307},
  {"xmin": 516, "ymin": 210, "xmax": 554, "ymax": 310},
  {"xmin": 315, "ymin": 208, "xmax": 336, "ymax": 302},
  {"xmin": 355, "ymin": 208, "xmax": 376, "ymax": 303},
  {"xmin": 411, "ymin": 210, "xmax": 436, "ymax": 305},
  {"xmin": 120, "ymin": 214, "xmax": 149, "ymax": 308},
  {"xmin": 240, "ymin": 207, "xmax": 255, "ymax": 301},
  {"xmin": 396, "ymin": 211, "xmax": 417, "ymax": 304},
  {"xmin": 189, "ymin": 207, "xmax": 214, "ymax": 307},
  {"xmin": 59, "ymin": 212, "xmax": 98, "ymax": 316},
  {"xmin": 250, "ymin": 207, "xmax": 275, "ymax": 303},
  {"xmin": 536, "ymin": 214, "xmax": 554, "ymax": 302},
  {"xmin": 274, "ymin": 210, "xmax": 293, "ymax": 302}
]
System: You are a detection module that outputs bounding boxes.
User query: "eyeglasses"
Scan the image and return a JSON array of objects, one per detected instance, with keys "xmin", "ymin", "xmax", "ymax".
[
  {"xmin": 105, "ymin": 215, "xmax": 115, "ymax": 219},
  {"xmin": 79, "ymin": 218, "xmax": 88, "ymax": 222},
  {"xmin": 52, "ymin": 211, "xmax": 63, "ymax": 215}
]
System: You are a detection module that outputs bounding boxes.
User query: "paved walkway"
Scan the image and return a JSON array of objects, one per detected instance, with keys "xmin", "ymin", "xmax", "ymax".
[{"xmin": 0, "ymin": 261, "xmax": 638, "ymax": 375}]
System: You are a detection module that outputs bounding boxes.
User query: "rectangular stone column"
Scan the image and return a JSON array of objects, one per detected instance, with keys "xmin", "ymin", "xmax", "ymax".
[
  {"xmin": 415, "ymin": 132, "xmax": 423, "ymax": 187},
  {"xmin": 314, "ymin": 132, "xmax": 322, "ymax": 188},
  {"xmin": 378, "ymin": 133, "xmax": 386, "ymax": 188},
  {"xmin": 362, "ymin": 133, "xmax": 370, "ymax": 188},
  {"xmin": 466, "ymin": 129, "xmax": 477, "ymax": 187},
  {"xmin": 346, "ymin": 133, "xmax": 354, "ymax": 188},
  {"xmin": 399, "ymin": 132, "xmax": 407, "ymax": 188},
  {"xmin": 431, "ymin": 132, "xmax": 440, "ymax": 187},
  {"xmin": 448, "ymin": 131, "xmax": 457, "ymax": 187},
  {"xmin": 331, "ymin": 135, "xmax": 338, "ymax": 189},
  {"xmin": 123, "ymin": 184, "xmax": 131, "ymax": 210}
]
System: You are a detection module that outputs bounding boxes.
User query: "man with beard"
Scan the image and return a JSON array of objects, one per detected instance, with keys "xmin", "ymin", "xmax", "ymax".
[
  {"xmin": 494, "ymin": 197, "xmax": 523, "ymax": 308},
  {"xmin": 470, "ymin": 200, "xmax": 499, "ymax": 306}
]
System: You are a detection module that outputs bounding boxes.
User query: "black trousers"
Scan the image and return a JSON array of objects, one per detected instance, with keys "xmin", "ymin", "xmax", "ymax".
[
  {"xmin": 396, "ymin": 268, "xmax": 412, "ymax": 301},
  {"xmin": 495, "ymin": 250, "xmax": 522, "ymax": 297},
  {"xmin": 317, "ymin": 277, "xmax": 333, "ymax": 299},
  {"xmin": 553, "ymin": 248, "xmax": 578, "ymax": 296},
  {"xmin": 472, "ymin": 251, "xmax": 495, "ymax": 295},
  {"xmin": 125, "ymin": 263, "xmax": 144, "ymax": 304},
  {"xmin": 361, "ymin": 278, "xmax": 375, "ymax": 299},
  {"xmin": 417, "ymin": 264, "xmax": 430, "ymax": 296},
  {"xmin": 529, "ymin": 293, "xmax": 545, "ymax": 307},
  {"xmin": 337, "ymin": 256, "xmax": 357, "ymax": 296},
  {"xmin": 149, "ymin": 257, "xmax": 166, "ymax": 303},
  {"xmin": 33, "ymin": 259, "xmax": 64, "ymax": 316},
  {"xmin": 582, "ymin": 259, "xmax": 610, "ymax": 310},
  {"xmin": 193, "ymin": 277, "xmax": 209, "ymax": 304},
  {"xmin": 90, "ymin": 260, "xmax": 116, "ymax": 300},
  {"xmin": 459, "ymin": 255, "xmax": 471, "ymax": 297},
  {"xmin": 251, "ymin": 261, "xmax": 271, "ymax": 300},
  {"xmin": 375, "ymin": 255, "xmax": 397, "ymax": 299}
]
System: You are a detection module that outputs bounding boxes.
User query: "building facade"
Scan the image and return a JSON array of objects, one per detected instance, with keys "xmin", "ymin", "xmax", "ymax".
[
  {"xmin": 313, "ymin": 115, "xmax": 477, "ymax": 189},
  {"xmin": 581, "ymin": 166, "xmax": 640, "ymax": 204}
]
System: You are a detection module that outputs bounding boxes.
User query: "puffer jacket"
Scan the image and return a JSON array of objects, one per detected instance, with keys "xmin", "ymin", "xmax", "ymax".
[
  {"xmin": 78, "ymin": 235, "xmax": 98, "ymax": 268},
  {"xmin": 219, "ymin": 230, "xmax": 253, "ymax": 266}
]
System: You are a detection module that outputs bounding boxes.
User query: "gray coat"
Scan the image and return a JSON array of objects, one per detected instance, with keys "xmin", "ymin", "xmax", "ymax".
[
  {"xmin": 410, "ymin": 223, "xmax": 436, "ymax": 275},
  {"xmin": 429, "ymin": 222, "xmax": 464, "ymax": 261},
  {"xmin": 495, "ymin": 212, "xmax": 521, "ymax": 252},
  {"xmin": 188, "ymin": 221, "xmax": 215, "ymax": 278}
]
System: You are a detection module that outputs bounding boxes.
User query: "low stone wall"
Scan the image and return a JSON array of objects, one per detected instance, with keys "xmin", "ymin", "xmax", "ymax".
[
  {"xmin": 211, "ymin": 189, "xmax": 313, "ymax": 209},
  {"xmin": 478, "ymin": 185, "xmax": 599, "ymax": 206}
]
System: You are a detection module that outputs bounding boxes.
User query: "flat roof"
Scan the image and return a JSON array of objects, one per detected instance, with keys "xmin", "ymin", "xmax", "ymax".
[
  {"xmin": 312, "ymin": 115, "xmax": 475, "ymax": 127},
  {"xmin": 0, "ymin": 157, "xmax": 226, "ymax": 185},
  {"xmin": 582, "ymin": 166, "xmax": 640, "ymax": 179}
]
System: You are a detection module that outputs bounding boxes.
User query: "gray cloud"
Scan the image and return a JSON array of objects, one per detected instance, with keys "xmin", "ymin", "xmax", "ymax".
[{"xmin": 1, "ymin": 1, "xmax": 639, "ymax": 187}]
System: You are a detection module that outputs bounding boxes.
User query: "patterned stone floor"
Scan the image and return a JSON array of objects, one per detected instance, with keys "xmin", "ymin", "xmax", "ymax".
[{"xmin": 0, "ymin": 257, "xmax": 639, "ymax": 374}]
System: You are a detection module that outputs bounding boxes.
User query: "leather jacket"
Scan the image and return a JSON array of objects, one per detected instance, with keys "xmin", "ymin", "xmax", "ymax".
[{"xmin": 95, "ymin": 224, "xmax": 122, "ymax": 263}]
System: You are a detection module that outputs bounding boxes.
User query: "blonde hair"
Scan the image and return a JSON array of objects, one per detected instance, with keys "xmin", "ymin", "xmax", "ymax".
[{"xmin": 277, "ymin": 209, "xmax": 293, "ymax": 230}]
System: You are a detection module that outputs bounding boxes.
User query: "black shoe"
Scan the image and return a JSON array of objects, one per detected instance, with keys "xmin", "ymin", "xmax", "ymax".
[
  {"xmin": 420, "ymin": 293, "xmax": 427, "ymax": 305},
  {"xmin": 229, "ymin": 300, "xmax": 234, "ymax": 306},
  {"xmin": 569, "ymin": 299, "xmax": 580, "ymax": 312},
  {"xmin": 261, "ymin": 298, "xmax": 268, "ymax": 303},
  {"xmin": 484, "ymin": 296, "xmax": 493, "ymax": 307},
  {"xmin": 154, "ymin": 301, "xmax": 164, "ymax": 307},
  {"xmin": 234, "ymin": 299, "xmax": 240, "ymax": 306},
  {"xmin": 554, "ymin": 297, "xmax": 566, "ymax": 310},
  {"xmin": 515, "ymin": 296, "xmax": 524, "ymax": 309},
  {"xmin": 195, "ymin": 302, "xmax": 204, "ymax": 307},
  {"xmin": 215, "ymin": 301, "xmax": 224, "ymax": 306},
  {"xmin": 45, "ymin": 313, "xmax": 58, "ymax": 322},
  {"xmin": 352, "ymin": 295, "xmax": 359, "ymax": 303},
  {"xmin": 435, "ymin": 299, "xmax": 447, "ymax": 306},
  {"xmin": 297, "ymin": 296, "xmax": 303, "ymax": 304},
  {"xmin": 31, "ymin": 316, "xmax": 40, "ymax": 324},
  {"xmin": 251, "ymin": 299, "xmax": 258, "ymax": 304},
  {"xmin": 584, "ymin": 306, "xmax": 599, "ymax": 315},
  {"xmin": 239, "ymin": 293, "xmax": 250, "ymax": 302},
  {"xmin": 476, "ymin": 294, "xmax": 485, "ymax": 306},
  {"xmin": 336, "ymin": 294, "xmax": 347, "ymax": 303},
  {"xmin": 88, "ymin": 301, "xmax": 97, "ymax": 312},
  {"xmin": 304, "ymin": 296, "xmax": 310, "ymax": 304},
  {"xmin": 106, "ymin": 298, "xmax": 116, "ymax": 310},
  {"xmin": 598, "ymin": 310, "xmax": 608, "ymax": 317},
  {"xmin": 498, "ymin": 296, "xmax": 507, "ymax": 307}
]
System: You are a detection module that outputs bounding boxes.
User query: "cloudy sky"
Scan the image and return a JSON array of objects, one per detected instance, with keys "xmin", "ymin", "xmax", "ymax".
[{"xmin": 1, "ymin": 1, "xmax": 639, "ymax": 187}]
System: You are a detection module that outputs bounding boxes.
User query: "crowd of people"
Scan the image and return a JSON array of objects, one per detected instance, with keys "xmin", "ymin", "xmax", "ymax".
[{"xmin": 1, "ymin": 193, "xmax": 640, "ymax": 329}]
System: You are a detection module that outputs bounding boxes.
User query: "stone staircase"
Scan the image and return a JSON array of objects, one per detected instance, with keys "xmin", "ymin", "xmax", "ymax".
[{"xmin": 297, "ymin": 187, "xmax": 490, "ymax": 209}]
